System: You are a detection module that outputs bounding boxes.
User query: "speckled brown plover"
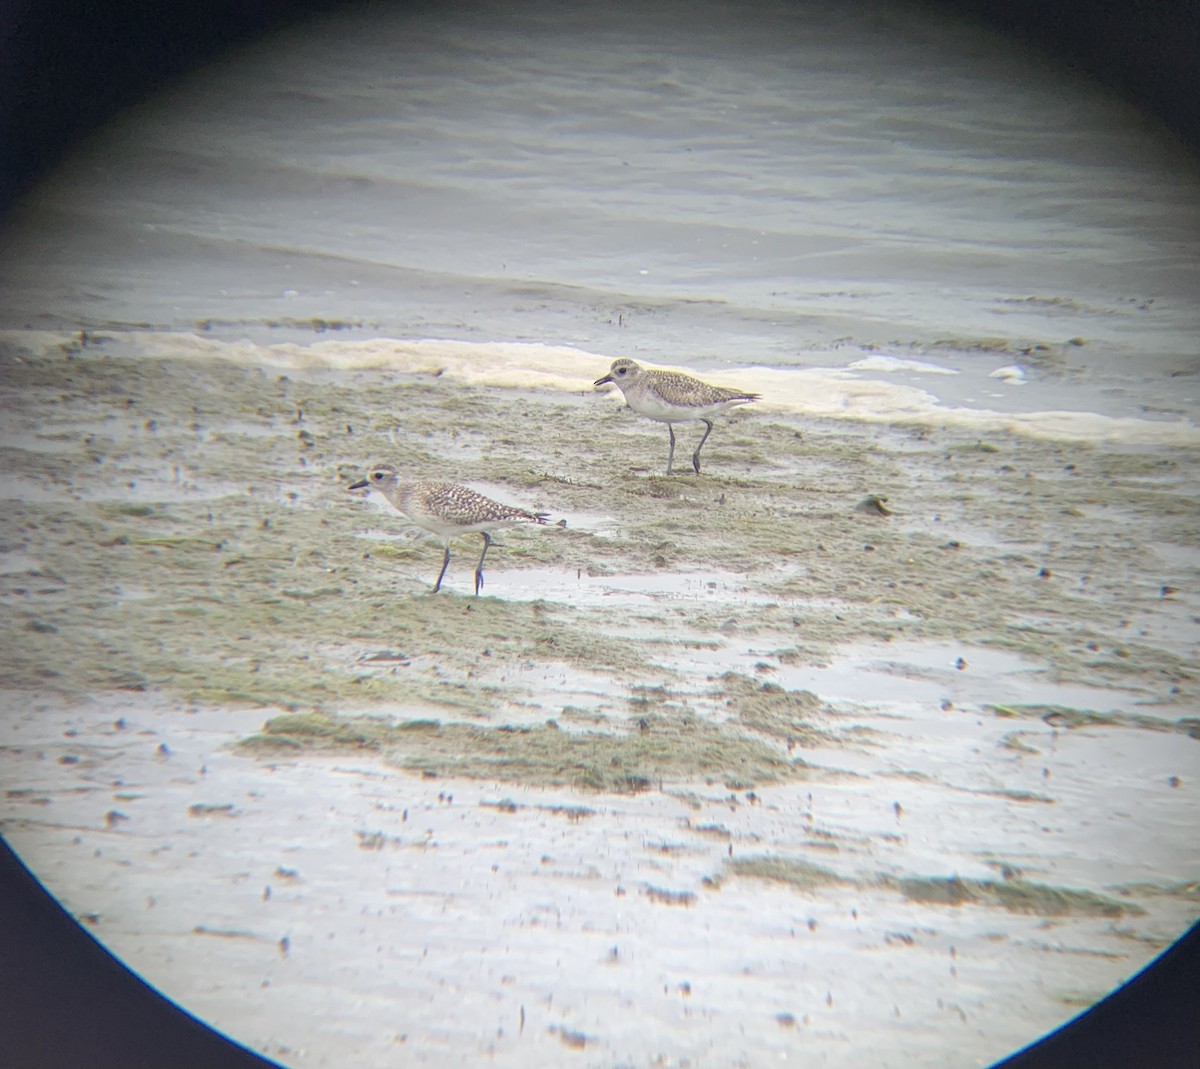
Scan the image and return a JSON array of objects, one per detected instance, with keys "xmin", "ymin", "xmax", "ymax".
[
  {"xmin": 349, "ymin": 463, "xmax": 550, "ymax": 595},
  {"xmin": 594, "ymin": 358, "xmax": 759, "ymax": 475}
]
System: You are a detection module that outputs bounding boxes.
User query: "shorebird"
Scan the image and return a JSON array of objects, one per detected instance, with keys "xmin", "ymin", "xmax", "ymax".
[
  {"xmin": 349, "ymin": 463, "xmax": 550, "ymax": 595},
  {"xmin": 594, "ymin": 358, "xmax": 759, "ymax": 475}
]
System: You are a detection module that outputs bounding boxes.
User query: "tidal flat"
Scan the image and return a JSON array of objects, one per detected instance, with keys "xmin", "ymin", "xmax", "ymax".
[{"xmin": 1, "ymin": 330, "xmax": 1198, "ymax": 1068}]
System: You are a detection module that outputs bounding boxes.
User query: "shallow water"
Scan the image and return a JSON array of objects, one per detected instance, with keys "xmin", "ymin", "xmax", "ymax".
[
  {"xmin": 1, "ymin": 1, "xmax": 1198, "ymax": 1066},
  {"xmin": 772, "ymin": 639, "xmax": 1167, "ymax": 711},
  {"xmin": 2, "ymin": 1, "xmax": 1199, "ymax": 415}
]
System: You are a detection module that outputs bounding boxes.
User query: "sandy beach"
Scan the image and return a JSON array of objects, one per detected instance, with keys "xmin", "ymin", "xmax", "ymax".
[{"xmin": 1, "ymin": 328, "xmax": 1197, "ymax": 1066}]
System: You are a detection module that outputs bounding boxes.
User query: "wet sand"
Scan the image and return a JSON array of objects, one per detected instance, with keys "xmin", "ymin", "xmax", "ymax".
[{"xmin": 1, "ymin": 328, "xmax": 1198, "ymax": 1067}]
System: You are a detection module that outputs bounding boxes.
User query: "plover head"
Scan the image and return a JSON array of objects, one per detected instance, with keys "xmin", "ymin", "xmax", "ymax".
[
  {"xmin": 594, "ymin": 358, "xmax": 643, "ymax": 389},
  {"xmin": 349, "ymin": 463, "xmax": 400, "ymax": 493}
]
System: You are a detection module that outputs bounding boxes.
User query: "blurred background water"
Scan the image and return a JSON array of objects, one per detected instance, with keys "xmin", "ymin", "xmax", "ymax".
[{"xmin": 2, "ymin": 0, "xmax": 1198, "ymax": 421}]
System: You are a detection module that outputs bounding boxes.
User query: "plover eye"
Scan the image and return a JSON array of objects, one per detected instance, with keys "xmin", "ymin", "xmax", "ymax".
[
  {"xmin": 372, "ymin": 472, "xmax": 383, "ymax": 480},
  {"xmin": 617, "ymin": 367, "xmax": 627, "ymax": 375}
]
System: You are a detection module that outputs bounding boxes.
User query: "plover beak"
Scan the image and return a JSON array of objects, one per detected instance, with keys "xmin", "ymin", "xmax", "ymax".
[
  {"xmin": 348, "ymin": 479, "xmax": 369, "ymax": 490},
  {"xmin": 593, "ymin": 375, "xmax": 614, "ymax": 387}
]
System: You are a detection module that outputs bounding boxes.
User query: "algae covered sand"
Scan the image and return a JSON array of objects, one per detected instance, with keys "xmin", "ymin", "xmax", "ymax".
[
  {"xmin": 3, "ymin": 331, "xmax": 1196, "ymax": 721},
  {"xmin": 1, "ymin": 330, "xmax": 1199, "ymax": 1068}
]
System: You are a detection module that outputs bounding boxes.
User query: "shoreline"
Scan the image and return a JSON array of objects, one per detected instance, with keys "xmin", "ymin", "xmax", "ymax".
[{"xmin": 5, "ymin": 327, "xmax": 1198, "ymax": 445}]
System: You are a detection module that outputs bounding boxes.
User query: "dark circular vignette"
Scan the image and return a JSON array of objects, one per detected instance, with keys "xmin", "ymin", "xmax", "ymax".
[
  {"xmin": 0, "ymin": 0, "xmax": 346, "ymax": 212},
  {"xmin": 0, "ymin": 2, "xmax": 1197, "ymax": 1068},
  {"xmin": 992, "ymin": 920, "xmax": 1200, "ymax": 1069},
  {"xmin": 0, "ymin": 838, "xmax": 281, "ymax": 1069},
  {"xmin": 956, "ymin": 0, "xmax": 1200, "ymax": 153},
  {"xmin": 0, "ymin": 0, "xmax": 1197, "ymax": 210}
]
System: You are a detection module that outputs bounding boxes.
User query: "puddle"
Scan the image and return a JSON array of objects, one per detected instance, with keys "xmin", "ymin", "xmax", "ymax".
[
  {"xmin": 0, "ymin": 470, "xmax": 249, "ymax": 506},
  {"xmin": 499, "ymin": 566, "xmax": 767, "ymax": 606},
  {"xmin": 0, "ymin": 551, "xmax": 45, "ymax": 575},
  {"xmin": 774, "ymin": 640, "xmax": 1154, "ymax": 712},
  {"xmin": 0, "ymin": 430, "xmax": 87, "ymax": 455},
  {"xmin": 0, "ymin": 475, "xmax": 77, "ymax": 503}
]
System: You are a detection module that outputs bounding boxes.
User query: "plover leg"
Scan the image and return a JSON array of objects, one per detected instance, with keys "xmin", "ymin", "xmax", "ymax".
[
  {"xmin": 692, "ymin": 418, "xmax": 715, "ymax": 475},
  {"xmin": 433, "ymin": 544, "xmax": 452, "ymax": 593},
  {"xmin": 474, "ymin": 532, "xmax": 493, "ymax": 595}
]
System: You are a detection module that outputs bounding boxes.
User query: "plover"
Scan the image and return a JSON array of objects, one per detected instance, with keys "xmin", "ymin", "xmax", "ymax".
[
  {"xmin": 594, "ymin": 358, "xmax": 759, "ymax": 475},
  {"xmin": 349, "ymin": 463, "xmax": 550, "ymax": 595}
]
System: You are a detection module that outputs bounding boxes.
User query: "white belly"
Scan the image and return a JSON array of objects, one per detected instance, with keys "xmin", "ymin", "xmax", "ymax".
[{"xmin": 625, "ymin": 393, "xmax": 746, "ymax": 423}]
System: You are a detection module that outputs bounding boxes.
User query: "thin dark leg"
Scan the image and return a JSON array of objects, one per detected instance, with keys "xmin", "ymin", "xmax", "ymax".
[
  {"xmin": 666, "ymin": 424, "xmax": 676, "ymax": 476},
  {"xmin": 474, "ymin": 531, "xmax": 492, "ymax": 596},
  {"xmin": 692, "ymin": 418, "xmax": 714, "ymax": 475},
  {"xmin": 433, "ymin": 544, "xmax": 451, "ymax": 592}
]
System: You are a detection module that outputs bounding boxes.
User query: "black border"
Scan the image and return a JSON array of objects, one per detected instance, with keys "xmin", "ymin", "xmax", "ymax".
[
  {"xmin": 1, "ymin": 2, "xmax": 1197, "ymax": 1067},
  {"xmin": 0, "ymin": 836, "xmax": 282, "ymax": 1069}
]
